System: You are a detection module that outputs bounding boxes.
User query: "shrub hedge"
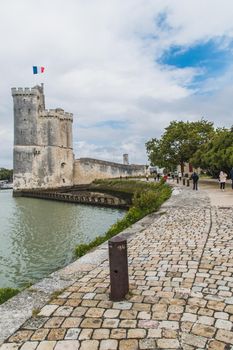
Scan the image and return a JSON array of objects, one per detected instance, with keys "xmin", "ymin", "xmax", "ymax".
[{"xmin": 75, "ymin": 179, "xmax": 171, "ymax": 257}]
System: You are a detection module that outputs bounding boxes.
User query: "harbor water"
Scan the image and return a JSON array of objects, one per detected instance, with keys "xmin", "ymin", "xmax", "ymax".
[{"xmin": 0, "ymin": 190, "xmax": 125, "ymax": 289}]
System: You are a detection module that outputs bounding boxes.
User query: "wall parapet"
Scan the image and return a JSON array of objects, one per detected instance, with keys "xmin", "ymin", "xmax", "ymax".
[
  {"xmin": 76, "ymin": 157, "xmax": 145, "ymax": 170},
  {"xmin": 11, "ymin": 87, "xmax": 40, "ymax": 96},
  {"xmin": 40, "ymin": 109, "xmax": 73, "ymax": 121}
]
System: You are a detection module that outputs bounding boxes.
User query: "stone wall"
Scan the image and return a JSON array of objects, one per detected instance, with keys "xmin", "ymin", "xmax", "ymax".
[{"xmin": 73, "ymin": 158, "xmax": 146, "ymax": 184}]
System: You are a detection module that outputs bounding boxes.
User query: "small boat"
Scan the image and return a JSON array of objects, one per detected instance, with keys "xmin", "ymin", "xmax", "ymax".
[{"xmin": 0, "ymin": 182, "xmax": 13, "ymax": 190}]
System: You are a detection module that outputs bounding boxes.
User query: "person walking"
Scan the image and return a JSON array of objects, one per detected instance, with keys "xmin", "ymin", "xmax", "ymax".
[
  {"xmin": 178, "ymin": 171, "xmax": 182, "ymax": 182},
  {"xmin": 230, "ymin": 167, "xmax": 233, "ymax": 190},
  {"xmin": 191, "ymin": 171, "xmax": 199, "ymax": 190},
  {"xmin": 219, "ymin": 171, "xmax": 227, "ymax": 191}
]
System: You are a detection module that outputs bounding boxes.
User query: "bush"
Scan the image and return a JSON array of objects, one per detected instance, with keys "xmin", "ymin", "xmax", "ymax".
[
  {"xmin": 133, "ymin": 190, "xmax": 160, "ymax": 212},
  {"xmin": 75, "ymin": 180, "xmax": 171, "ymax": 258}
]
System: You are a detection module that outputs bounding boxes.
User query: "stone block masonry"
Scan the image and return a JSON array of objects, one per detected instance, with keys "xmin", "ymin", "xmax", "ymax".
[
  {"xmin": 12, "ymin": 85, "xmax": 74, "ymax": 190},
  {"xmin": 73, "ymin": 158, "xmax": 146, "ymax": 184}
]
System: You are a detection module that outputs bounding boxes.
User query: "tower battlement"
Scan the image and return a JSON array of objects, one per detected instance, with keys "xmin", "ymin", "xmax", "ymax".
[
  {"xmin": 40, "ymin": 109, "xmax": 73, "ymax": 121},
  {"xmin": 12, "ymin": 85, "xmax": 44, "ymax": 96}
]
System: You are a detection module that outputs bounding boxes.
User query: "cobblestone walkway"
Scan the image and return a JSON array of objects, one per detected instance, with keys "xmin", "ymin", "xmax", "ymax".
[{"xmin": 1, "ymin": 187, "xmax": 233, "ymax": 349}]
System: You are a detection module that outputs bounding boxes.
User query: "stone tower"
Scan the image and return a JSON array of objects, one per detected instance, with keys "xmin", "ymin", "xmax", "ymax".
[
  {"xmin": 12, "ymin": 84, "xmax": 74, "ymax": 190},
  {"xmin": 123, "ymin": 154, "xmax": 129, "ymax": 165}
]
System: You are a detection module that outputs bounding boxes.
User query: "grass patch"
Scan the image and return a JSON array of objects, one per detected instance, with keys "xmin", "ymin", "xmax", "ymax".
[
  {"xmin": 91, "ymin": 178, "xmax": 163, "ymax": 194},
  {"xmin": 199, "ymin": 174, "xmax": 212, "ymax": 179},
  {"xmin": 32, "ymin": 308, "xmax": 40, "ymax": 317},
  {"xmin": 50, "ymin": 288, "xmax": 66, "ymax": 301},
  {"xmin": 75, "ymin": 179, "xmax": 171, "ymax": 257},
  {"xmin": 0, "ymin": 288, "xmax": 20, "ymax": 305}
]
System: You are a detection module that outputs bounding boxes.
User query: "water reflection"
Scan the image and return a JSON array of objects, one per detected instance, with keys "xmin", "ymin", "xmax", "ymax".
[{"xmin": 0, "ymin": 190, "xmax": 124, "ymax": 288}]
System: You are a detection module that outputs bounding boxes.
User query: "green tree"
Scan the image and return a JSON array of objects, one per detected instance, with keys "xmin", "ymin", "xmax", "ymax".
[
  {"xmin": 146, "ymin": 120, "xmax": 214, "ymax": 173},
  {"xmin": 191, "ymin": 127, "xmax": 233, "ymax": 177},
  {"xmin": 0, "ymin": 168, "xmax": 13, "ymax": 181}
]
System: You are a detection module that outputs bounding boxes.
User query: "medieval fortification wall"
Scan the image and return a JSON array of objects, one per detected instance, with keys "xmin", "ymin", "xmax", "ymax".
[
  {"xmin": 12, "ymin": 85, "xmax": 146, "ymax": 190},
  {"xmin": 73, "ymin": 158, "xmax": 145, "ymax": 184}
]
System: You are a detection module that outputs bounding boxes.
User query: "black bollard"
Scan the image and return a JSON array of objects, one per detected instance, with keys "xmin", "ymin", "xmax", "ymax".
[
  {"xmin": 176, "ymin": 177, "xmax": 179, "ymax": 184},
  {"xmin": 108, "ymin": 236, "xmax": 129, "ymax": 301},
  {"xmin": 183, "ymin": 178, "xmax": 185, "ymax": 186},
  {"xmin": 187, "ymin": 179, "xmax": 190, "ymax": 187}
]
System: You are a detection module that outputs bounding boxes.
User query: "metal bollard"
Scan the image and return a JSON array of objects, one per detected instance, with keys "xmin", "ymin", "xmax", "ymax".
[
  {"xmin": 183, "ymin": 178, "xmax": 185, "ymax": 186},
  {"xmin": 187, "ymin": 179, "xmax": 190, "ymax": 187},
  {"xmin": 176, "ymin": 177, "xmax": 179, "ymax": 184},
  {"xmin": 108, "ymin": 236, "xmax": 129, "ymax": 301}
]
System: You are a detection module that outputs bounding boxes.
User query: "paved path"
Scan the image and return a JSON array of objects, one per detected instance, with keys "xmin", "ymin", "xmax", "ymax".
[
  {"xmin": 200, "ymin": 181, "xmax": 233, "ymax": 207},
  {"xmin": 173, "ymin": 178, "xmax": 233, "ymax": 206},
  {"xmin": 1, "ymin": 186, "xmax": 233, "ymax": 349}
]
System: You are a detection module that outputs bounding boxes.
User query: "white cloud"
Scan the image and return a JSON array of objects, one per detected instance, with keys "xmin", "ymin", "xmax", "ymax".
[{"xmin": 0, "ymin": 0, "xmax": 233, "ymax": 168}]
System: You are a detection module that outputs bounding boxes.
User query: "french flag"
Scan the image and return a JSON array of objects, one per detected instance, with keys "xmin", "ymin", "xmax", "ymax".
[{"xmin": 33, "ymin": 66, "xmax": 45, "ymax": 74}]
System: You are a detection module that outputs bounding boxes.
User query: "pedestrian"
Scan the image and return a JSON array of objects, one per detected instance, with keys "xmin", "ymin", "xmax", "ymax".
[
  {"xmin": 219, "ymin": 171, "xmax": 227, "ymax": 191},
  {"xmin": 157, "ymin": 173, "xmax": 160, "ymax": 181},
  {"xmin": 146, "ymin": 174, "xmax": 149, "ymax": 181},
  {"xmin": 191, "ymin": 171, "xmax": 199, "ymax": 190},
  {"xmin": 178, "ymin": 171, "xmax": 182, "ymax": 182},
  {"xmin": 230, "ymin": 167, "xmax": 233, "ymax": 190}
]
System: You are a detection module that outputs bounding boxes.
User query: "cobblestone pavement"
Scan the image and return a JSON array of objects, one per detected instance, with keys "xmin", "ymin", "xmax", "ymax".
[{"xmin": 1, "ymin": 187, "xmax": 233, "ymax": 349}]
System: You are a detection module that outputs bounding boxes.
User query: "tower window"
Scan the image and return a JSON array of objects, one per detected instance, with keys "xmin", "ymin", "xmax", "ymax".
[{"xmin": 33, "ymin": 149, "xmax": 40, "ymax": 156}]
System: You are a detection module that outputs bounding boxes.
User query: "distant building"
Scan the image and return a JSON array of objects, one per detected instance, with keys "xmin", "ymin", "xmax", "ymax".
[
  {"xmin": 123, "ymin": 154, "xmax": 129, "ymax": 165},
  {"xmin": 148, "ymin": 166, "xmax": 163, "ymax": 175},
  {"xmin": 177, "ymin": 163, "xmax": 200, "ymax": 176}
]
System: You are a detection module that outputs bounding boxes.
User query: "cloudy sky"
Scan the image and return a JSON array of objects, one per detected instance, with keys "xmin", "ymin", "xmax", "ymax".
[{"xmin": 1, "ymin": 0, "xmax": 233, "ymax": 168}]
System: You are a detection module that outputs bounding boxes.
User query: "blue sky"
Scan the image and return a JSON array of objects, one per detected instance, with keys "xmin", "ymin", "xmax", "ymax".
[
  {"xmin": 1, "ymin": 0, "xmax": 233, "ymax": 167},
  {"xmin": 160, "ymin": 38, "xmax": 233, "ymax": 88}
]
